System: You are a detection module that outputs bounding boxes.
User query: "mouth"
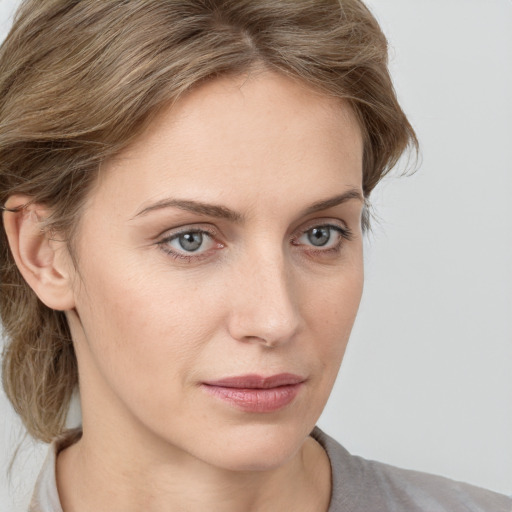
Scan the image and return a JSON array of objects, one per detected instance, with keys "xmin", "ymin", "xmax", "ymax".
[{"xmin": 201, "ymin": 373, "xmax": 305, "ymax": 413}]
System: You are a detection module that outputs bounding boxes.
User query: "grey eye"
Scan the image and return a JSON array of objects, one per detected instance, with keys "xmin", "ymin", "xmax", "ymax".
[
  {"xmin": 178, "ymin": 232, "xmax": 203, "ymax": 252},
  {"xmin": 306, "ymin": 227, "xmax": 331, "ymax": 247}
]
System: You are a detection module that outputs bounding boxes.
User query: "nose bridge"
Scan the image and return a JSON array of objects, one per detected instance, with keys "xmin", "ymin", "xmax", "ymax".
[{"xmin": 228, "ymin": 244, "xmax": 300, "ymax": 346}]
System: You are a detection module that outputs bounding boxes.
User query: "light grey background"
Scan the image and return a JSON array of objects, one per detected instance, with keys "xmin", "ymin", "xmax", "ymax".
[{"xmin": 1, "ymin": 0, "xmax": 511, "ymax": 510}]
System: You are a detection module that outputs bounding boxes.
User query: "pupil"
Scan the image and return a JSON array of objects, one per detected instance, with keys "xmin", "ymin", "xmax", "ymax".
[
  {"xmin": 179, "ymin": 232, "xmax": 203, "ymax": 252},
  {"xmin": 308, "ymin": 227, "xmax": 330, "ymax": 247}
]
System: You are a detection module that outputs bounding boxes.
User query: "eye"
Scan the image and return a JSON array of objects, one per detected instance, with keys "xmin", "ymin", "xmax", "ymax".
[
  {"xmin": 294, "ymin": 224, "xmax": 352, "ymax": 251},
  {"xmin": 157, "ymin": 228, "xmax": 222, "ymax": 259}
]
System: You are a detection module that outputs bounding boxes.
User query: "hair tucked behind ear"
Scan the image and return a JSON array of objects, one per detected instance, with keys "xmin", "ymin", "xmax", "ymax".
[{"xmin": 0, "ymin": 0, "xmax": 417, "ymax": 442}]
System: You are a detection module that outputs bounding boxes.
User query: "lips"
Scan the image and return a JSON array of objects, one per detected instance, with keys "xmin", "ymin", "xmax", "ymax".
[{"xmin": 202, "ymin": 373, "xmax": 305, "ymax": 413}]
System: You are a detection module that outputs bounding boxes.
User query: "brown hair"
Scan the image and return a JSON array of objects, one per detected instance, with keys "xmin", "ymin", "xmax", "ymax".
[{"xmin": 0, "ymin": 0, "xmax": 417, "ymax": 442}]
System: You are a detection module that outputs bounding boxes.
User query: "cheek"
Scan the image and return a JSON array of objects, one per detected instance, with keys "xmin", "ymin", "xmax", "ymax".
[
  {"xmin": 73, "ymin": 253, "xmax": 224, "ymax": 407},
  {"xmin": 303, "ymin": 258, "xmax": 364, "ymax": 368}
]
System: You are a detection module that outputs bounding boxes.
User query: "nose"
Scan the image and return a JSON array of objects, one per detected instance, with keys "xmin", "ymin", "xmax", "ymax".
[{"xmin": 226, "ymin": 250, "xmax": 301, "ymax": 348}]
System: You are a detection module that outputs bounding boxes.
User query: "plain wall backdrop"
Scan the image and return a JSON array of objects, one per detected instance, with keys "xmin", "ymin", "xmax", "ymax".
[{"xmin": 1, "ymin": 0, "xmax": 511, "ymax": 510}]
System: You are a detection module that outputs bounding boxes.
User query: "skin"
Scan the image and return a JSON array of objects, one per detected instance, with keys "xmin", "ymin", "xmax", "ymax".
[{"xmin": 5, "ymin": 70, "xmax": 364, "ymax": 511}]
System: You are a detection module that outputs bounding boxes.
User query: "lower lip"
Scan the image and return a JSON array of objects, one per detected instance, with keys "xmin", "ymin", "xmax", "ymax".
[{"xmin": 201, "ymin": 383, "xmax": 303, "ymax": 413}]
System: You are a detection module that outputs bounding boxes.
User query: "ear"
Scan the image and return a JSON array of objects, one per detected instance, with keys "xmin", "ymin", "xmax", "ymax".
[{"xmin": 3, "ymin": 195, "xmax": 76, "ymax": 311}]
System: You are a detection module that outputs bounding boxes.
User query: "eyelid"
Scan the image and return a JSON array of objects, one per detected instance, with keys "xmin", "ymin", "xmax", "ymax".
[
  {"xmin": 293, "ymin": 218, "xmax": 352, "ymax": 239},
  {"xmin": 154, "ymin": 222, "xmax": 218, "ymax": 240}
]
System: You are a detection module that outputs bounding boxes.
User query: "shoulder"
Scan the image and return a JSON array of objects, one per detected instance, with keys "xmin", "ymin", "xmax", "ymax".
[{"xmin": 311, "ymin": 427, "xmax": 512, "ymax": 512}]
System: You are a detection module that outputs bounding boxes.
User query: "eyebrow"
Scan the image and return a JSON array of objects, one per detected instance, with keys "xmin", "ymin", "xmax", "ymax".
[
  {"xmin": 302, "ymin": 188, "xmax": 364, "ymax": 216},
  {"xmin": 133, "ymin": 188, "xmax": 363, "ymax": 222},
  {"xmin": 133, "ymin": 198, "xmax": 243, "ymax": 222}
]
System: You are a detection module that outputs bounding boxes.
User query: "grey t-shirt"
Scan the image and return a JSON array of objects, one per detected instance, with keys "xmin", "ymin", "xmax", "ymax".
[
  {"xmin": 311, "ymin": 427, "xmax": 511, "ymax": 512},
  {"xmin": 29, "ymin": 427, "xmax": 511, "ymax": 512}
]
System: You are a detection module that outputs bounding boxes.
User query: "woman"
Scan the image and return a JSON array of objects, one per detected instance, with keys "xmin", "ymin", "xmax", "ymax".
[{"xmin": 0, "ymin": 1, "xmax": 510, "ymax": 511}]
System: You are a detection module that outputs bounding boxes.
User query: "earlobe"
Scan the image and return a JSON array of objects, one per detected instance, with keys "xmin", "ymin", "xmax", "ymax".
[{"xmin": 3, "ymin": 195, "xmax": 76, "ymax": 311}]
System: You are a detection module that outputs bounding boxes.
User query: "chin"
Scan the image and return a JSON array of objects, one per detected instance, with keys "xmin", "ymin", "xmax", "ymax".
[{"xmin": 193, "ymin": 420, "xmax": 313, "ymax": 472}]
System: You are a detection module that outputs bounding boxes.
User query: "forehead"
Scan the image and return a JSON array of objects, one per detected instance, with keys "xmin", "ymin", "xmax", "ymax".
[{"xmin": 91, "ymin": 71, "xmax": 363, "ymax": 216}]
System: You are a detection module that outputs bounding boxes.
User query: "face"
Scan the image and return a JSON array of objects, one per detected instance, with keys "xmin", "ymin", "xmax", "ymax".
[{"xmin": 67, "ymin": 70, "xmax": 364, "ymax": 471}]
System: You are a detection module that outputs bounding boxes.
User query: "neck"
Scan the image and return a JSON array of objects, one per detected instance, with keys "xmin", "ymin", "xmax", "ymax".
[{"xmin": 56, "ymin": 423, "xmax": 331, "ymax": 512}]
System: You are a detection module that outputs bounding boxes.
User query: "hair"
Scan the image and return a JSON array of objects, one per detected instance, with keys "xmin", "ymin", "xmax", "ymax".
[{"xmin": 0, "ymin": 0, "xmax": 417, "ymax": 443}]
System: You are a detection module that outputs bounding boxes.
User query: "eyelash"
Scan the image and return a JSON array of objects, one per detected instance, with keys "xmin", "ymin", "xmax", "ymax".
[{"xmin": 156, "ymin": 223, "xmax": 353, "ymax": 262}]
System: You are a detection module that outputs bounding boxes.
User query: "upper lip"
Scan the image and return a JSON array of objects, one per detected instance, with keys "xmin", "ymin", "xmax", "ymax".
[{"xmin": 203, "ymin": 373, "xmax": 305, "ymax": 389}]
